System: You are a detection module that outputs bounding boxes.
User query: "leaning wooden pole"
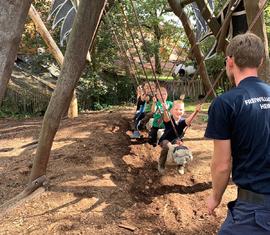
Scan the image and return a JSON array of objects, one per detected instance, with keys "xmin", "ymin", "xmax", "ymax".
[
  {"xmin": 0, "ymin": 0, "xmax": 33, "ymax": 106},
  {"xmin": 29, "ymin": 0, "xmax": 107, "ymax": 183},
  {"xmin": 28, "ymin": 5, "xmax": 78, "ymax": 118},
  {"xmin": 29, "ymin": 5, "xmax": 64, "ymax": 65},
  {"xmin": 168, "ymin": 0, "xmax": 216, "ymax": 97}
]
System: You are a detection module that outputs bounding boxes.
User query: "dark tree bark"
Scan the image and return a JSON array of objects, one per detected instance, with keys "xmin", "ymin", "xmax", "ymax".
[
  {"xmin": 153, "ymin": 24, "xmax": 162, "ymax": 74},
  {"xmin": 168, "ymin": 0, "xmax": 216, "ymax": 96},
  {"xmin": 0, "ymin": 0, "xmax": 33, "ymax": 106},
  {"xmin": 29, "ymin": 0, "xmax": 107, "ymax": 182}
]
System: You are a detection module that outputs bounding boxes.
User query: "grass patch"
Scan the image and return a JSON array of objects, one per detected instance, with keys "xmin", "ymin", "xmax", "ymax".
[{"xmin": 184, "ymin": 101, "xmax": 210, "ymax": 112}]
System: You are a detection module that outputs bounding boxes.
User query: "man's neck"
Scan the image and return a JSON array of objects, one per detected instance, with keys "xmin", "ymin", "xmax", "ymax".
[{"xmin": 234, "ymin": 68, "xmax": 258, "ymax": 86}]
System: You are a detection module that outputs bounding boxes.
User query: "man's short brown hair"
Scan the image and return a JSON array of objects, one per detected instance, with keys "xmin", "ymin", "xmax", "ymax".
[{"xmin": 226, "ymin": 33, "xmax": 265, "ymax": 69}]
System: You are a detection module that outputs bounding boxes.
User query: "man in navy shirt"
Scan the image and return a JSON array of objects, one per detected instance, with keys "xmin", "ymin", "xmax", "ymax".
[{"xmin": 205, "ymin": 33, "xmax": 270, "ymax": 234}]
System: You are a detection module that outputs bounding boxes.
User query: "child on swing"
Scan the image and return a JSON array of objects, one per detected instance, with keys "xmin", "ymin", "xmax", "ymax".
[
  {"xmin": 131, "ymin": 85, "xmax": 145, "ymax": 138},
  {"xmin": 138, "ymin": 82, "xmax": 157, "ymax": 129},
  {"xmin": 131, "ymin": 82, "xmax": 156, "ymax": 138},
  {"xmin": 148, "ymin": 87, "xmax": 173, "ymax": 146},
  {"xmin": 158, "ymin": 99, "xmax": 201, "ymax": 174}
]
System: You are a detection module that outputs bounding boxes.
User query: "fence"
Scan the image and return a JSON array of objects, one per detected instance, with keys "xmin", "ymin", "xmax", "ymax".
[
  {"xmin": 161, "ymin": 79, "xmax": 204, "ymax": 100},
  {"xmin": 160, "ymin": 74, "xmax": 231, "ymax": 100}
]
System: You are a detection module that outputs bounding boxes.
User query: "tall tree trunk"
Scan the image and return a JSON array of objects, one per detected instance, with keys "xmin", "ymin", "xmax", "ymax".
[
  {"xmin": 168, "ymin": 0, "xmax": 216, "ymax": 97},
  {"xmin": 244, "ymin": 0, "xmax": 270, "ymax": 82},
  {"xmin": 29, "ymin": 5, "xmax": 78, "ymax": 118},
  {"xmin": 153, "ymin": 24, "xmax": 162, "ymax": 74},
  {"xmin": 0, "ymin": 0, "xmax": 33, "ymax": 106},
  {"xmin": 29, "ymin": 0, "xmax": 107, "ymax": 182}
]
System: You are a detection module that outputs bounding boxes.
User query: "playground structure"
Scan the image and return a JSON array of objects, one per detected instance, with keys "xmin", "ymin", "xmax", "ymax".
[{"xmin": 0, "ymin": 0, "xmax": 269, "ymax": 220}]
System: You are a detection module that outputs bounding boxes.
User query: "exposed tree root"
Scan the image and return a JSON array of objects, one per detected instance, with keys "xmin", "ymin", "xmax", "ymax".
[{"xmin": 0, "ymin": 175, "xmax": 47, "ymax": 216}]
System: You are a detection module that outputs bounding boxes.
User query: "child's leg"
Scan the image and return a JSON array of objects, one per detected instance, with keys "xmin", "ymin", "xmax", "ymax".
[
  {"xmin": 158, "ymin": 140, "xmax": 170, "ymax": 173},
  {"xmin": 131, "ymin": 112, "xmax": 145, "ymax": 131},
  {"xmin": 148, "ymin": 127, "xmax": 159, "ymax": 146},
  {"xmin": 139, "ymin": 112, "xmax": 153, "ymax": 129}
]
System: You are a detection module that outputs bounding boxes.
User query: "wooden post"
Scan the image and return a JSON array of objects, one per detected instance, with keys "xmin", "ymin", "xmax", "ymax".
[
  {"xmin": 28, "ymin": 5, "xmax": 78, "ymax": 118},
  {"xmin": 29, "ymin": 0, "xmax": 107, "ymax": 183},
  {"xmin": 0, "ymin": 0, "xmax": 33, "ymax": 106}
]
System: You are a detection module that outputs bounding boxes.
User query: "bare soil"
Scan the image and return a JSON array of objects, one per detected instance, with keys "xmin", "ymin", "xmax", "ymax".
[{"xmin": 0, "ymin": 107, "xmax": 237, "ymax": 235}]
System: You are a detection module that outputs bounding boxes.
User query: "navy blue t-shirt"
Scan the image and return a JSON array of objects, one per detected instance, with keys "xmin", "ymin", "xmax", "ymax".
[
  {"xmin": 159, "ymin": 117, "xmax": 187, "ymax": 143},
  {"xmin": 205, "ymin": 77, "xmax": 270, "ymax": 194}
]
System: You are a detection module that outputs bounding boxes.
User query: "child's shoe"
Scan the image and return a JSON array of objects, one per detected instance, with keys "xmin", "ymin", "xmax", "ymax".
[
  {"xmin": 178, "ymin": 165, "xmax": 185, "ymax": 175},
  {"xmin": 131, "ymin": 130, "xmax": 141, "ymax": 139}
]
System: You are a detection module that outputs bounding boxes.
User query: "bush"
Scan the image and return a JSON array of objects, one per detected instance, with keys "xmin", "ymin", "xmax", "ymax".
[{"xmin": 77, "ymin": 70, "xmax": 135, "ymax": 111}]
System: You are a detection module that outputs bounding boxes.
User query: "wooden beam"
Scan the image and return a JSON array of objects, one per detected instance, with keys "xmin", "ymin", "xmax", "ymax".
[
  {"xmin": 29, "ymin": 5, "xmax": 78, "ymax": 118},
  {"xmin": 181, "ymin": 0, "xmax": 195, "ymax": 7},
  {"xmin": 195, "ymin": 0, "xmax": 221, "ymax": 37},
  {"xmin": 29, "ymin": 5, "xmax": 64, "ymax": 65},
  {"xmin": 29, "ymin": 0, "xmax": 107, "ymax": 182}
]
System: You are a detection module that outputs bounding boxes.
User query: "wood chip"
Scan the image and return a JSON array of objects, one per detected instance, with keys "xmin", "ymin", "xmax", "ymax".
[{"xmin": 118, "ymin": 223, "xmax": 136, "ymax": 231}]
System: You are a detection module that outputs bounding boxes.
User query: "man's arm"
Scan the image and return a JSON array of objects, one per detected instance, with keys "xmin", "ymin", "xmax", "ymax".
[{"xmin": 207, "ymin": 139, "xmax": 232, "ymax": 214}]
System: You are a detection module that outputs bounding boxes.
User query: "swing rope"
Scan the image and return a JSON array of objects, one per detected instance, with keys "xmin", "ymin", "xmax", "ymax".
[
  {"xmin": 127, "ymin": 0, "xmax": 181, "ymax": 138},
  {"xmin": 108, "ymin": 9, "xmax": 143, "ymax": 84},
  {"xmin": 119, "ymin": 2, "xmax": 157, "ymax": 98},
  {"xmin": 104, "ymin": 10, "xmax": 140, "ymax": 86}
]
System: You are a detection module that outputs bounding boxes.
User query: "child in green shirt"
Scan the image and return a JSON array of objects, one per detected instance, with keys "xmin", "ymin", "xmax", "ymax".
[{"xmin": 148, "ymin": 87, "xmax": 172, "ymax": 146}]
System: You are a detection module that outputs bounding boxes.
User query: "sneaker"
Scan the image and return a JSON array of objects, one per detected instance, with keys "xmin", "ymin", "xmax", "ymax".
[
  {"xmin": 178, "ymin": 166, "xmax": 185, "ymax": 175},
  {"xmin": 130, "ymin": 131, "xmax": 141, "ymax": 139},
  {"xmin": 148, "ymin": 138, "xmax": 157, "ymax": 147},
  {"xmin": 158, "ymin": 162, "xmax": 165, "ymax": 174}
]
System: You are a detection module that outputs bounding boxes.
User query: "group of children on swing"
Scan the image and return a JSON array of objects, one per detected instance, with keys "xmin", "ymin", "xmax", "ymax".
[{"xmin": 131, "ymin": 81, "xmax": 201, "ymax": 174}]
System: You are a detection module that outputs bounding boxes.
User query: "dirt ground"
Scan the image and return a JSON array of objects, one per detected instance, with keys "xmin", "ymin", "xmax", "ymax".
[{"xmin": 0, "ymin": 107, "xmax": 237, "ymax": 235}]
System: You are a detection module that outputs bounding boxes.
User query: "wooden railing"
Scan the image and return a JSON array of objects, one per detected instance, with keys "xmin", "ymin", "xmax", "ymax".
[{"xmin": 161, "ymin": 79, "xmax": 204, "ymax": 100}]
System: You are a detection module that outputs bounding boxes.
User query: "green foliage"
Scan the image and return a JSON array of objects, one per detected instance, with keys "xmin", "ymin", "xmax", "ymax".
[
  {"xmin": 215, "ymin": 86, "xmax": 225, "ymax": 96},
  {"xmin": 141, "ymin": 39, "xmax": 158, "ymax": 61},
  {"xmin": 109, "ymin": 0, "xmax": 183, "ymax": 73},
  {"xmin": 91, "ymin": 22, "xmax": 118, "ymax": 72},
  {"xmin": 205, "ymin": 53, "xmax": 225, "ymax": 77},
  {"xmin": 184, "ymin": 101, "xmax": 209, "ymax": 113},
  {"xmin": 93, "ymin": 102, "xmax": 104, "ymax": 111},
  {"xmin": 201, "ymin": 114, "xmax": 209, "ymax": 122},
  {"xmin": 77, "ymin": 71, "xmax": 135, "ymax": 111},
  {"xmin": 0, "ymin": 106, "xmax": 31, "ymax": 119},
  {"xmin": 20, "ymin": 1, "xmax": 60, "ymax": 55},
  {"xmin": 15, "ymin": 0, "xmax": 270, "ymax": 117}
]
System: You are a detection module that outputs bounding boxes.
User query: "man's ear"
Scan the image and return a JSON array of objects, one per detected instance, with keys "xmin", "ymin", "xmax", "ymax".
[
  {"xmin": 227, "ymin": 57, "xmax": 234, "ymax": 68},
  {"xmin": 259, "ymin": 58, "xmax": 264, "ymax": 68}
]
